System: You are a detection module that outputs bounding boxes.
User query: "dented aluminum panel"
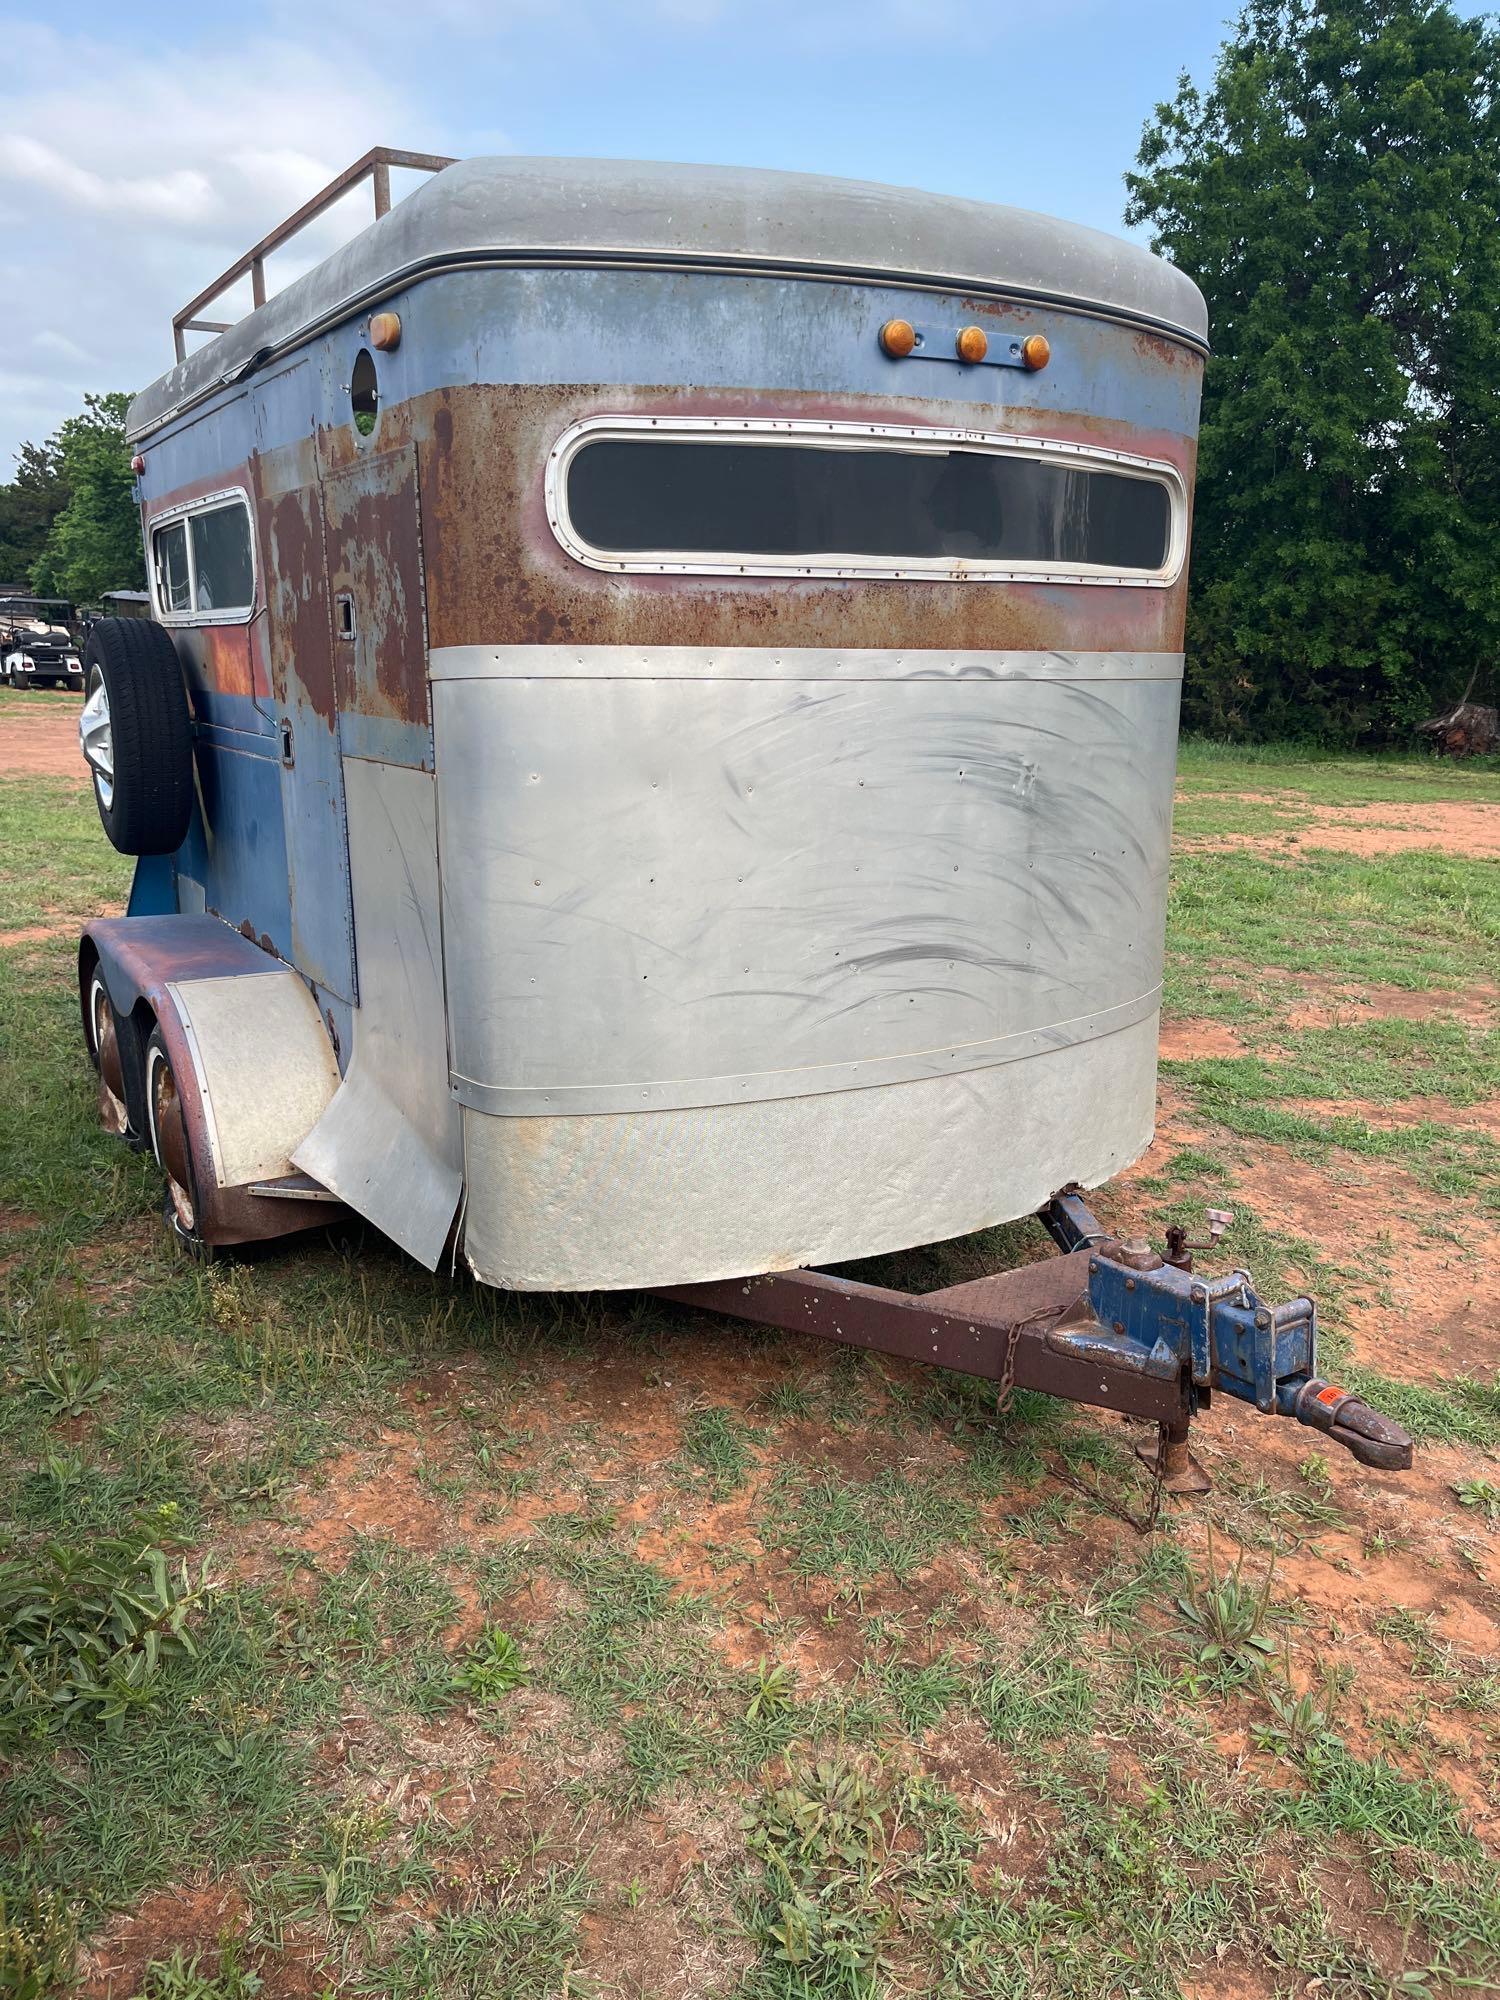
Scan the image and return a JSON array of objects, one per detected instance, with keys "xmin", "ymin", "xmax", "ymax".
[{"xmin": 293, "ymin": 757, "xmax": 462, "ymax": 1267}]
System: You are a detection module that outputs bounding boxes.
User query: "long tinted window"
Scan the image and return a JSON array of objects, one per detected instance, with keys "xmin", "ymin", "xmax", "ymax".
[{"xmin": 566, "ymin": 439, "xmax": 1172, "ymax": 573}]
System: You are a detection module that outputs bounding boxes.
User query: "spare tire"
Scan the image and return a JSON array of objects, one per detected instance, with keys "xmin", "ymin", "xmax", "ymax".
[{"xmin": 80, "ymin": 618, "xmax": 193, "ymax": 855}]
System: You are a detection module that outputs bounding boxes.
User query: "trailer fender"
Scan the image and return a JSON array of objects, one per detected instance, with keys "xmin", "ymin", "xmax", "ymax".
[{"xmin": 80, "ymin": 915, "xmax": 342, "ymax": 1246}]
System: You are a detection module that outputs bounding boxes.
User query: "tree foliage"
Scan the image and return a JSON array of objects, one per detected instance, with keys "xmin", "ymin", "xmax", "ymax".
[
  {"xmin": 1128, "ymin": 0, "xmax": 1500, "ymax": 741},
  {"xmin": 0, "ymin": 436, "xmax": 68, "ymax": 589},
  {"xmin": 30, "ymin": 393, "xmax": 145, "ymax": 606}
]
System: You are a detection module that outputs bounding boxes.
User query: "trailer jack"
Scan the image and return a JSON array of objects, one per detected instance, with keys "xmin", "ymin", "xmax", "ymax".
[{"xmin": 662, "ymin": 1188, "xmax": 1414, "ymax": 1495}]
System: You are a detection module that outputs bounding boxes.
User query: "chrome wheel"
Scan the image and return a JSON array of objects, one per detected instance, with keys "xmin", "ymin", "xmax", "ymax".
[{"xmin": 79, "ymin": 666, "xmax": 114, "ymax": 808}]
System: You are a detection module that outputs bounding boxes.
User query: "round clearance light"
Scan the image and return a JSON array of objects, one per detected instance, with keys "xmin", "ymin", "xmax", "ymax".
[
  {"xmin": 955, "ymin": 325, "xmax": 988, "ymax": 363},
  {"xmin": 130, "ymin": 453, "xmax": 145, "ymax": 476},
  {"xmin": 370, "ymin": 311, "xmax": 402, "ymax": 352},
  {"xmin": 1021, "ymin": 332, "xmax": 1051, "ymax": 371},
  {"xmin": 879, "ymin": 318, "xmax": 917, "ymax": 358}
]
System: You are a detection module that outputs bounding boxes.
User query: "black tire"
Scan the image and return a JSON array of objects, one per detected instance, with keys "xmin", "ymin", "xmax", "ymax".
[{"xmin": 82, "ymin": 618, "xmax": 193, "ymax": 855}]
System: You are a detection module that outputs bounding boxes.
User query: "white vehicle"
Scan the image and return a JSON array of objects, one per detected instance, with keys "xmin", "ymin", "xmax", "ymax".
[{"xmin": 1, "ymin": 598, "xmax": 84, "ymax": 689}]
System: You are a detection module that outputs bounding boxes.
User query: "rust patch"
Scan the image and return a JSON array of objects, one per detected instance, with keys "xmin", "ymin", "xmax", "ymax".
[
  {"xmin": 408, "ymin": 380, "xmax": 1195, "ymax": 655},
  {"xmin": 260, "ymin": 482, "xmax": 337, "ymax": 725},
  {"xmin": 322, "ymin": 442, "xmax": 430, "ymax": 730}
]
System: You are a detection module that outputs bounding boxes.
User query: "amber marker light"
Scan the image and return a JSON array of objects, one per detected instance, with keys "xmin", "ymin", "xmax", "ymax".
[
  {"xmin": 955, "ymin": 325, "xmax": 988, "ymax": 363},
  {"xmin": 370, "ymin": 311, "xmax": 403, "ymax": 352},
  {"xmin": 879, "ymin": 318, "xmax": 917, "ymax": 358},
  {"xmin": 1021, "ymin": 332, "xmax": 1051, "ymax": 370}
]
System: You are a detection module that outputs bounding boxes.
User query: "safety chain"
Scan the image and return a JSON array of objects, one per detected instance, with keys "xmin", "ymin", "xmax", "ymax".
[{"xmin": 1049, "ymin": 1418, "xmax": 1170, "ymax": 1537}]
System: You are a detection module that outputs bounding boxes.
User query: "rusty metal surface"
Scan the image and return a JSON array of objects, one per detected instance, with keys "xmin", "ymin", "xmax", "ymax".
[
  {"xmin": 321, "ymin": 442, "xmax": 431, "ymax": 750},
  {"xmin": 661, "ymin": 1253, "xmax": 1185, "ymax": 1423},
  {"xmin": 415, "ymin": 379, "xmax": 1196, "ymax": 657}
]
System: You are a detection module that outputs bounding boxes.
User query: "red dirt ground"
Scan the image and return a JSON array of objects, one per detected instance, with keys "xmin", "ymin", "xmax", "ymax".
[{"xmin": 0, "ymin": 691, "xmax": 85, "ymax": 781}]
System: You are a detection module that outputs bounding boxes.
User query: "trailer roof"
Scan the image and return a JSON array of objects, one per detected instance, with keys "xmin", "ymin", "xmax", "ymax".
[{"xmin": 128, "ymin": 156, "xmax": 1208, "ymax": 441}]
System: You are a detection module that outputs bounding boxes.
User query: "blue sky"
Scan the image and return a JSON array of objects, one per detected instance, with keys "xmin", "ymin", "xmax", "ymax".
[{"xmin": 0, "ymin": 1, "xmax": 1310, "ymax": 468}]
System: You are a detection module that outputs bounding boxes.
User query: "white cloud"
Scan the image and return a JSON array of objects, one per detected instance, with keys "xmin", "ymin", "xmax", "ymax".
[{"xmin": 0, "ymin": 18, "xmax": 445, "ymax": 466}]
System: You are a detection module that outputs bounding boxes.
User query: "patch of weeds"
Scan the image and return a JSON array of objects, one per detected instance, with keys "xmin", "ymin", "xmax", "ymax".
[
  {"xmin": 357, "ymin": 1866, "xmax": 591, "ymax": 1999},
  {"xmin": 0, "ymin": 1534, "xmax": 213, "ymax": 1741},
  {"xmin": 539, "ymin": 1536, "xmax": 708, "ymax": 1724},
  {"xmin": 745, "ymin": 1658, "xmax": 796, "ymax": 1722},
  {"xmin": 1252, "ymin": 1650, "xmax": 1346, "ymax": 1764},
  {"xmin": 755, "ymin": 1377, "xmax": 816, "ymax": 1420},
  {"xmin": 0, "ymin": 1585, "xmax": 313, "ymax": 1915},
  {"xmin": 127, "ymin": 1935, "xmax": 263, "ymax": 1999},
  {"xmin": 761, "ymin": 1465, "xmax": 974, "ymax": 1586},
  {"xmin": 450, "ymin": 1625, "xmax": 529, "ymax": 1702},
  {"xmin": 740, "ymin": 1755, "xmax": 974, "ymax": 1998},
  {"xmin": 0, "ymin": 1887, "xmax": 79, "ymax": 1998},
  {"xmin": 1455, "ymin": 1477, "xmax": 1500, "ymax": 1524},
  {"xmin": 677, "ymin": 1403, "xmax": 762, "ymax": 1499},
  {"xmin": 1172, "ymin": 1527, "xmax": 1291, "ymax": 1688},
  {"xmin": 1268, "ymin": 1741, "xmax": 1479, "ymax": 1858},
  {"xmin": 272, "ymin": 1802, "xmax": 428, "ymax": 1931},
  {"xmin": 1374, "ymin": 1609, "xmax": 1500, "ymax": 1713}
]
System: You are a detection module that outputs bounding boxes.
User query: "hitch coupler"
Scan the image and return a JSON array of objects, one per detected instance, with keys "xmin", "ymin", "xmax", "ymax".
[{"xmin": 1042, "ymin": 1191, "xmax": 1414, "ymax": 1473}]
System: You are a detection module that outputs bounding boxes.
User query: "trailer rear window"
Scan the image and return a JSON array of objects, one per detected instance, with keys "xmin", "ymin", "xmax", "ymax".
[
  {"xmin": 150, "ymin": 494, "xmax": 255, "ymax": 620},
  {"xmin": 550, "ymin": 420, "xmax": 1181, "ymax": 583}
]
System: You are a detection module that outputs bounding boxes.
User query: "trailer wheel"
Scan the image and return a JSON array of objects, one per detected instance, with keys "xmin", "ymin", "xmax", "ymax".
[
  {"xmin": 144, "ymin": 1026, "xmax": 214, "ymax": 1261},
  {"xmin": 85, "ymin": 969, "xmax": 130, "ymax": 1137},
  {"xmin": 81, "ymin": 618, "xmax": 193, "ymax": 856}
]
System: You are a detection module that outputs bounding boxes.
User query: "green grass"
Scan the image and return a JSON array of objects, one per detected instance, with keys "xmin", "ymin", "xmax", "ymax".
[{"xmin": 3, "ymin": 749, "xmax": 1500, "ymax": 1996}]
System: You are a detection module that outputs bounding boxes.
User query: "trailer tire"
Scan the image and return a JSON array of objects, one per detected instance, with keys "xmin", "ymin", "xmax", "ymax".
[{"xmin": 81, "ymin": 618, "xmax": 193, "ymax": 856}]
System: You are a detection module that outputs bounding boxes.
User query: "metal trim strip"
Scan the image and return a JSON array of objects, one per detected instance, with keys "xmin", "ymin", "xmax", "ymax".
[
  {"xmin": 429, "ymin": 646, "xmax": 1185, "ymax": 684},
  {"xmin": 450, "ymin": 986, "xmax": 1161, "ymax": 1117}
]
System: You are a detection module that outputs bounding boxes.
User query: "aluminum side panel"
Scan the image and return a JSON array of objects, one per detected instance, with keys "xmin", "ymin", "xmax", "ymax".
[
  {"xmin": 165, "ymin": 970, "xmax": 340, "ymax": 1187},
  {"xmin": 292, "ymin": 757, "xmax": 463, "ymax": 1268},
  {"xmin": 433, "ymin": 650, "xmax": 1179, "ymax": 1118},
  {"xmin": 461, "ymin": 1010, "xmax": 1159, "ymax": 1290}
]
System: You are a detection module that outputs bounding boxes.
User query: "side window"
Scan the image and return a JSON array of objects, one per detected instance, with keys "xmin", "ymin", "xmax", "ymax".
[
  {"xmin": 153, "ymin": 520, "xmax": 191, "ymax": 613},
  {"xmin": 150, "ymin": 497, "xmax": 255, "ymax": 619},
  {"xmin": 190, "ymin": 502, "xmax": 254, "ymax": 613}
]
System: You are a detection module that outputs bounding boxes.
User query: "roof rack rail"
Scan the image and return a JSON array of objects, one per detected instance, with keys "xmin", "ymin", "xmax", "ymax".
[{"xmin": 171, "ymin": 145, "xmax": 456, "ymax": 362}]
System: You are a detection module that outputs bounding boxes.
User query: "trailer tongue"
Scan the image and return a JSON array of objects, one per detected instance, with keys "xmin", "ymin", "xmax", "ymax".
[{"xmin": 662, "ymin": 1189, "xmax": 1414, "ymax": 1504}]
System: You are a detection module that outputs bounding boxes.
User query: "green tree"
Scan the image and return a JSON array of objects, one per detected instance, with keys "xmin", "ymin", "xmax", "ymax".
[
  {"xmin": 0, "ymin": 436, "xmax": 68, "ymax": 587},
  {"xmin": 1127, "ymin": 0, "xmax": 1500, "ymax": 741},
  {"xmin": 31, "ymin": 393, "xmax": 144, "ymax": 605}
]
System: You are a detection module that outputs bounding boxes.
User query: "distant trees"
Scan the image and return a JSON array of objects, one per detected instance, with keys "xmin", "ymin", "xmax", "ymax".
[
  {"xmin": 0, "ymin": 393, "xmax": 144, "ymax": 605},
  {"xmin": 1128, "ymin": 0, "xmax": 1500, "ymax": 741},
  {"xmin": 0, "ymin": 435, "xmax": 68, "ymax": 587}
]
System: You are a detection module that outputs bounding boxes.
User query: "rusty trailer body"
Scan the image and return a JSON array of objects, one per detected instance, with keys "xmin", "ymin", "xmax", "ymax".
[{"xmin": 77, "ymin": 153, "xmax": 1413, "ymax": 1479}]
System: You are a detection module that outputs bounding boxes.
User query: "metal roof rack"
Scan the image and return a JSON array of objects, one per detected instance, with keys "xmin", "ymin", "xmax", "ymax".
[{"xmin": 171, "ymin": 144, "xmax": 455, "ymax": 361}]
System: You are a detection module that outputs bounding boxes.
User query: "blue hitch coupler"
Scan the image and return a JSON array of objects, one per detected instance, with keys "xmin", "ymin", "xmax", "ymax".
[{"xmin": 1041, "ymin": 1191, "xmax": 1414, "ymax": 1473}]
